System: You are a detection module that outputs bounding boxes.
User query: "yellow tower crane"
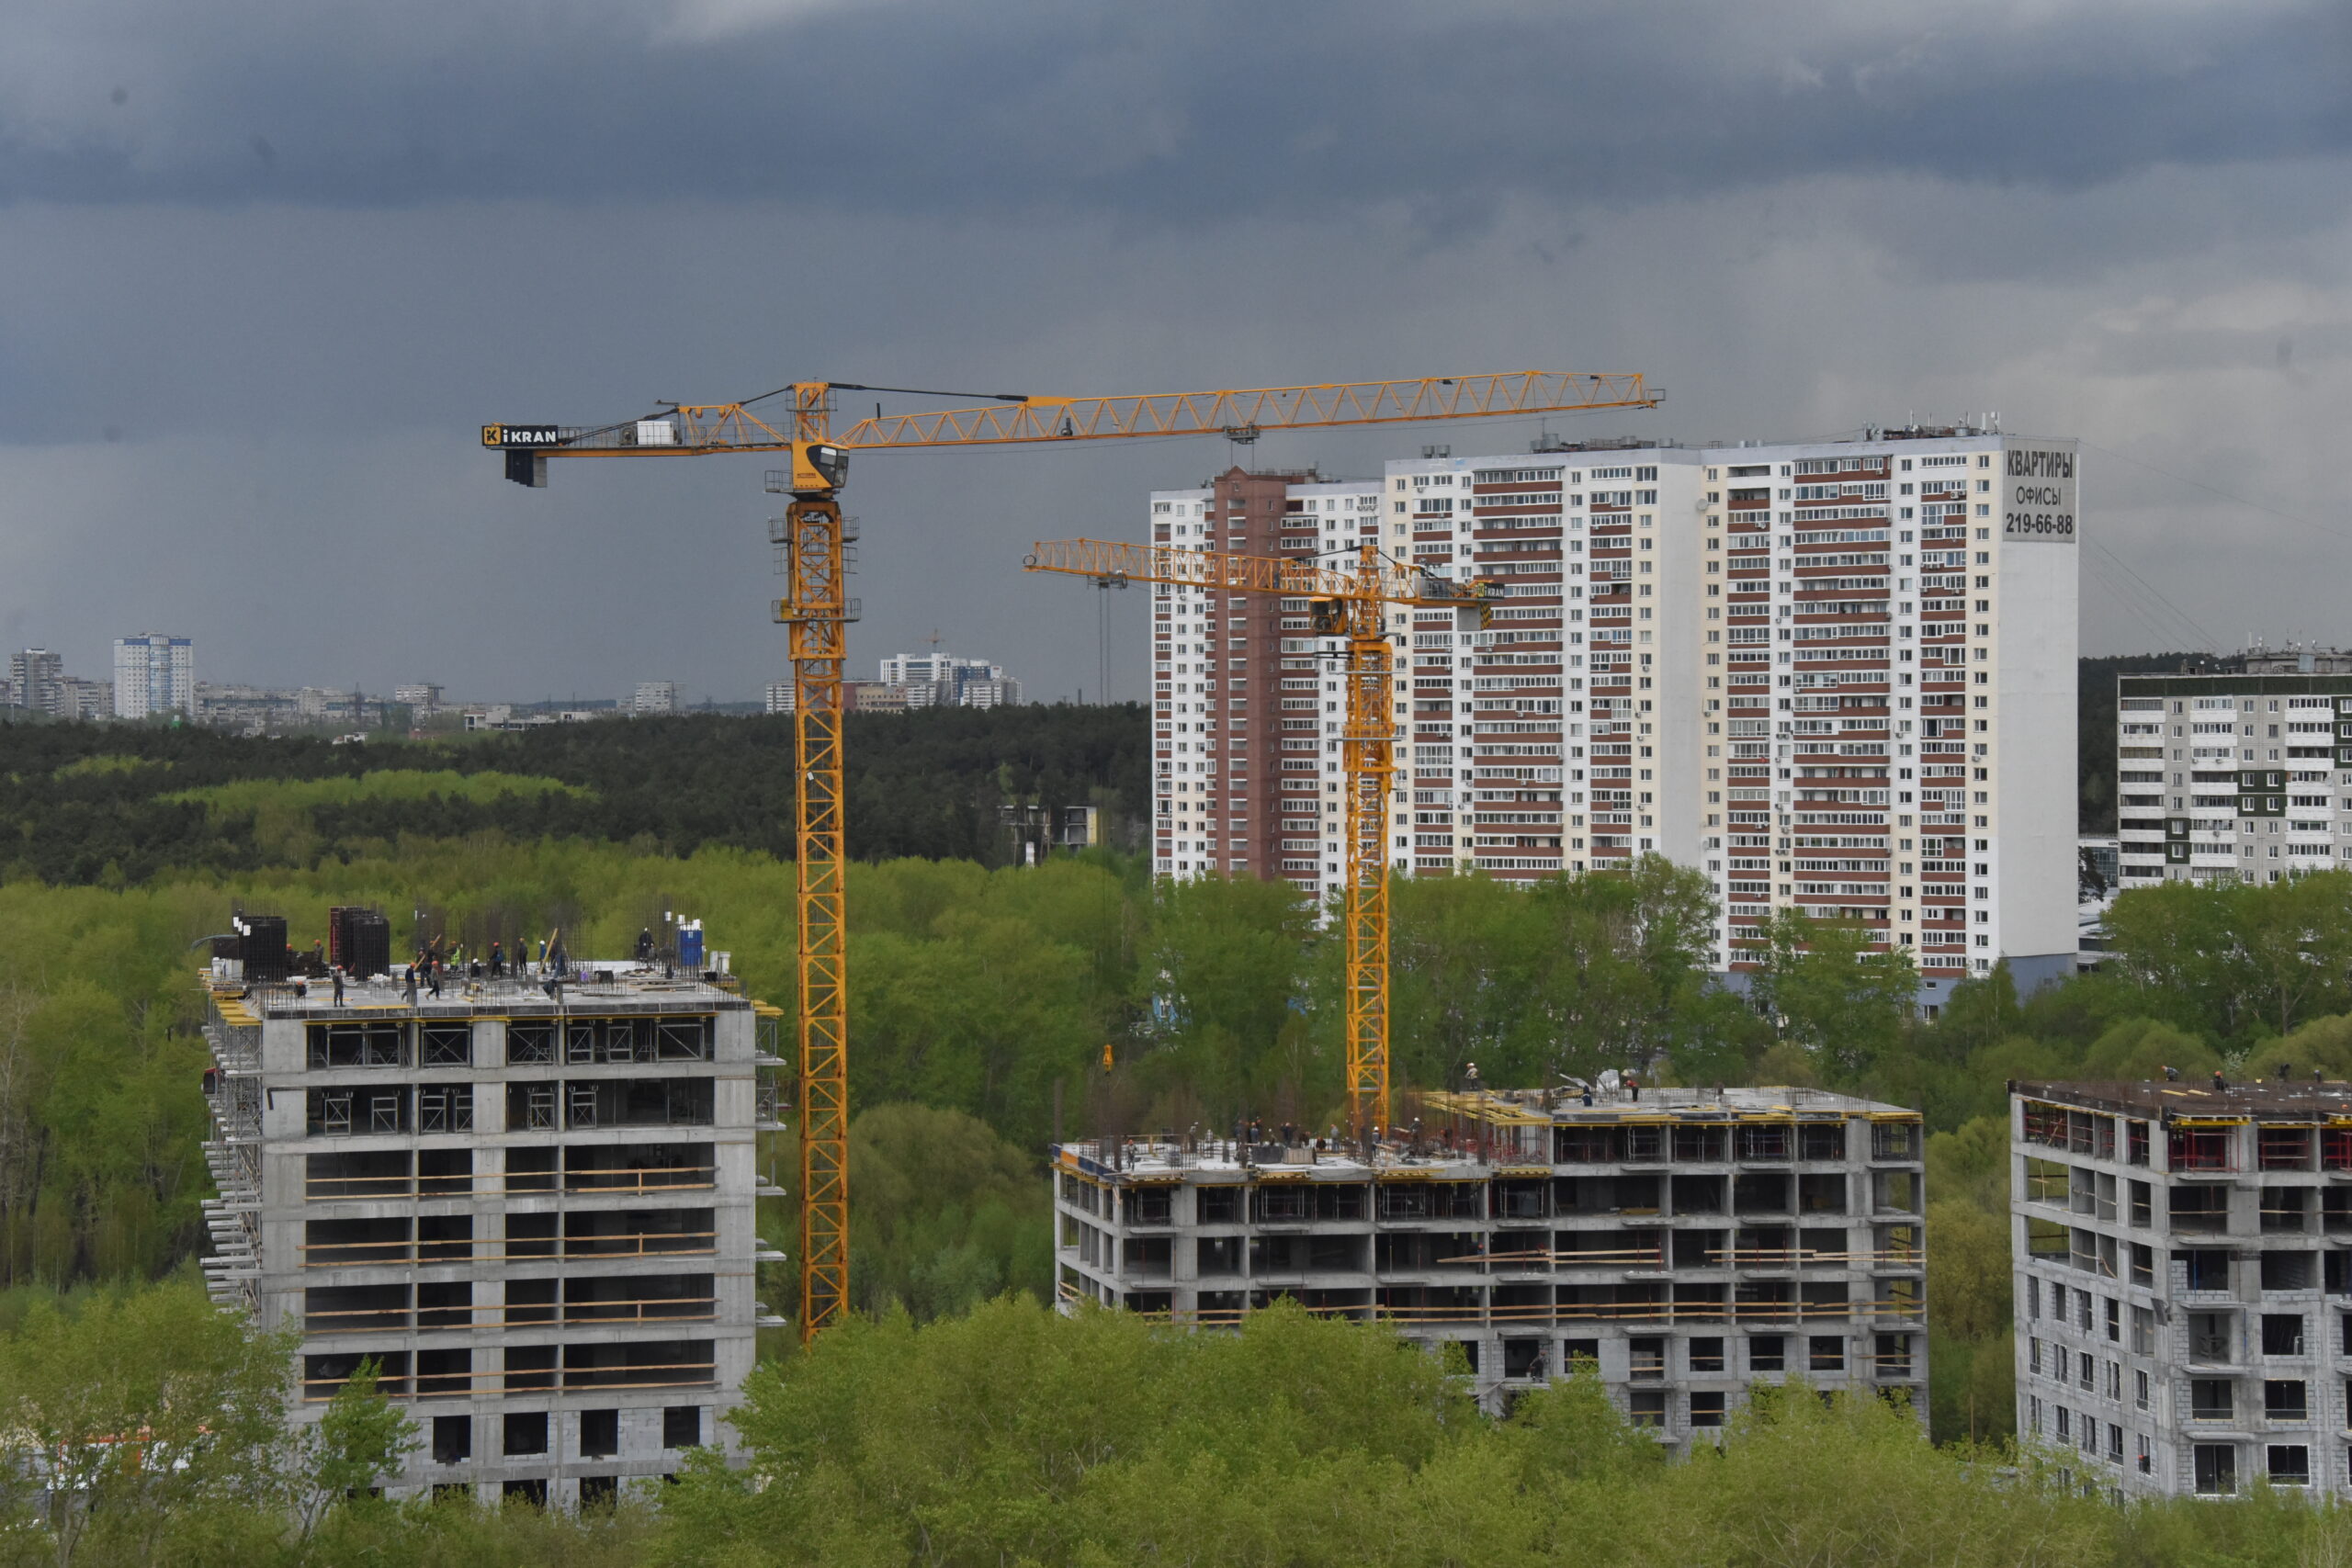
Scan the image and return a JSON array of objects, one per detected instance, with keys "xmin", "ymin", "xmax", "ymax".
[
  {"xmin": 481, "ymin": 371, "xmax": 1661, "ymax": 1338},
  {"xmin": 1025, "ymin": 538, "xmax": 1490, "ymax": 1137}
]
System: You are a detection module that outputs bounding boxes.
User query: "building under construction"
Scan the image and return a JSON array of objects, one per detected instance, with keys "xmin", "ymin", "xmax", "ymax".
[
  {"xmin": 1052, "ymin": 1085, "xmax": 1927, "ymax": 1438},
  {"xmin": 199, "ymin": 923, "xmax": 788, "ymax": 1506}
]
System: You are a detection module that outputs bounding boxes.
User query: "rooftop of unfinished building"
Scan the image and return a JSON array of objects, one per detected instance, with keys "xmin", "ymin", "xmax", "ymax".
[
  {"xmin": 205, "ymin": 961, "xmax": 763, "ymax": 1023},
  {"xmin": 2019, "ymin": 1078, "xmax": 2352, "ymax": 1122},
  {"xmin": 1057, "ymin": 1085, "xmax": 1917, "ymax": 1182}
]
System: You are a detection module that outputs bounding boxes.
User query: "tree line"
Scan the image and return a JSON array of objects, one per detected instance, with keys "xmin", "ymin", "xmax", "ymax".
[
  {"xmin": 2, "ymin": 1287, "xmax": 2340, "ymax": 1568},
  {"xmin": 0, "ymin": 705, "xmax": 1148, "ymax": 884}
]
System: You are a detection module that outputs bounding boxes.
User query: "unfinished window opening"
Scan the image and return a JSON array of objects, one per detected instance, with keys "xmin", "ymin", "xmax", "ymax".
[
  {"xmin": 1672, "ymin": 1174, "xmax": 1726, "ymax": 1213},
  {"xmin": 2263, "ymin": 1187, "xmax": 2312, "ymax": 1234},
  {"xmin": 568, "ymin": 1141, "xmax": 717, "ymax": 1194},
  {"xmin": 506, "ymin": 1021, "xmax": 556, "ymax": 1065},
  {"xmin": 563, "ymin": 1338, "xmax": 715, "ymax": 1392},
  {"xmin": 506, "ymin": 1146, "xmax": 558, "ymax": 1193},
  {"xmin": 2170, "ymin": 1127, "xmax": 2234, "ymax": 1172},
  {"xmin": 504, "ymin": 1278, "xmax": 558, "ymax": 1325},
  {"xmin": 306, "ymin": 1148, "xmax": 409, "ymax": 1200},
  {"xmin": 415, "ymin": 1348, "xmax": 472, "ymax": 1398},
  {"xmin": 307, "ymin": 1021, "xmax": 406, "ymax": 1070},
  {"xmin": 1672, "ymin": 1126, "xmax": 1725, "ymax": 1162},
  {"xmin": 304, "ymin": 1350, "xmax": 407, "ymax": 1402},
  {"xmin": 417, "ymin": 1281, "xmax": 471, "ymax": 1329},
  {"xmin": 507, "ymin": 1084, "xmax": 560, "ymax": 1132},
  {"xmin": 2267, "ymin": 1380, "xmax": 2309, "ymax": 1420},
  {"xmin": 418, "ymin": 1147, "xmax": 473, "ymax": 1197},
  {"xmin": 1747, "ymin": 1335, "xmax": 1786, "ymax": 1371},
  {"xmin": 417, "ymin": 1214, "xmax": 473, "ymax": 1262},
  {"xmin": 566, "ymin": 1077, "xmax": 715, "ymax": 1130},
  {"xmin": 432, "ymin": 1416, "xmax": 471, "ymax": 1465},
  {"xmin": 1736, "ymin": 1124, "xmax": 1790, "ymax": 1163},
  {"xmin": 2260, "ymin": 1127, "xmax": 2313, "ymax": 1170},
  {"xmin": 1797, "ymin": 1122, "xmax": 1845, "ymax": 1161},
  {"xmin": 304, "ymin": 1216, "xmax": 409, "ymax": 1268},
  {"xmin": 503, "ymin": 1412, "xmax": 549, "ymax": 1454},
  {"xmin": 580, "ymin": 1407, "xmax": 620, "ymax": 1458},
  {"xmin": 503, "ymin": 1346, "xmax": 557, "ymax": 1394},
  {"xmin": 418, "ymin": 1022, "xmax": 472, "ymax": 1068},
  {"xmin": 1869, "ymin": 1120, "xmax": 1917, "ymax": 1161},
  {"xmin": 304, "ymin": 1282, "xmax": 408, "ymax": 1334},
  {"xmin": 505, "ymin": 1213, "xmax": 558, "ymax": 1260},
  {"xmin": 564, "ymin": 1207, "xmax": 715, "ymax": 1258},
  {"xmin": 2263, "ymin": 1251, "xmax": 2318, "ymax": 1292},
  {"xmin": 416, "ymin": 1085, "xmax": 473, "ymax": 1134},
  {"xmin": 307, "ymin": 1088, "xmax": 356, "ymax": 1137}
]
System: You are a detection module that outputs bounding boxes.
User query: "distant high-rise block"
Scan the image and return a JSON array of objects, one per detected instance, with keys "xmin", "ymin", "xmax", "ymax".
[
  {"xmin": 113, "ymin": 634, "xmax": 193, "ymax": 719},
  {"xmin": 9, "ymin": 649, "xmax": 62, "ymax": 716}
]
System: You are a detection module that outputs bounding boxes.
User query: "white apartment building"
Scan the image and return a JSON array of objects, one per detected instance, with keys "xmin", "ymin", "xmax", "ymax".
[
  {"xmin": 113, "ymin": 633, "xmax": 193, "ymax": 719},
  {"xmin": 2114, "ymin": 660, "xmax": 2352, "ymax": 888},
  {"xmin": 763, "ymin": 682, "xmax": 796, "ymax": 716},
  {"xmin": 1147, "ymin": 429, "xmax": 2078, "ymax": 1005},
  {"xmin": 632, "ymin": 682, "xmax": 678, "ymax": 716}
]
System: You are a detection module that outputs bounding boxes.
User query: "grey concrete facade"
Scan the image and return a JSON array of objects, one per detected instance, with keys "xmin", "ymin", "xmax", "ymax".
[
  {"xmin": 200, "ymin": 966, "xmax": 786, "ymax": 1507},
  {"xmin": 2014, "ymin": 1080, "xmax": 2352, "ymax": 1498},
  {"xmin": 1052, "ymin": 1086, "xmax": 1927, "ymax": 1447}
]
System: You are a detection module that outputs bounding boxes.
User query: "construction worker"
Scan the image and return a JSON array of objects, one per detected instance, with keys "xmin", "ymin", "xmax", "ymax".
[
  {"xmin": 490, "ymin": 940, "xmax": 504, "ymax": 978},
  {"xmin": 331, "ymin": 966, "xmax": 345, "ymax": 1007}
]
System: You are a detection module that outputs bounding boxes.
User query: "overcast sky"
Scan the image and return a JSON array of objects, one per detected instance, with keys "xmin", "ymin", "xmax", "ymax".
[{"xmin": 5, "ymin": 0, "xmax": 2349, "ymax": 702}]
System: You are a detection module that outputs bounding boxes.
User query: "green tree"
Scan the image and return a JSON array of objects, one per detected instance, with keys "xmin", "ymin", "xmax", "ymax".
[
  {"xmin": 290, "ymin": 1361, "xmax": 419, "ymax": 1540},
  {"xmin": 1744, "ymin": 910, "xmax": 1917, "ymax": 1077},
  {"xmin": 0, "ymin": 1285, "xmax": 288, "ymax": 1568}
]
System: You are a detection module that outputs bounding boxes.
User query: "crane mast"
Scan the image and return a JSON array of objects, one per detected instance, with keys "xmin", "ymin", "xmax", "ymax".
[
  {"xmin": 1023, "ymin": 538, "xmax": 1492, "ymax": 1136},
  {"xmin": 483, "ymin": 371, "xmax": 1659, "ymax": 1338}
]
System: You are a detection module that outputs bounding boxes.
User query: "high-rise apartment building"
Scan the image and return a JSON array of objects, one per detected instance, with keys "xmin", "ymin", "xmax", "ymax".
[
  {"xmin": 9, "ymin": 648, "xmax": 62, "ymax": 716},
  {"xmin": 2011, "ymin": 1080, "xmax": 2352, "ymax": 1498},
  {"xmin": 112, "ymin": 634, "xmax": 193, "ymax": 719},
  {"xmin": 1148, "ymin": 428, "xmax": 2078, "ymax": 1004},
  {"xmin": 198, "ymin": 940, "xmax": 787, "ymax": 1505},
  {"xmin": 632, "ymin": 682, "xmax": 678, "ymax": 716},
  {"xmin": 763, "ymin": 682, "xmax": 796, "ymax": 716},
  {"xmin": 2113, "ymin": 659, "xmax": 2352, "ymax": 889}
]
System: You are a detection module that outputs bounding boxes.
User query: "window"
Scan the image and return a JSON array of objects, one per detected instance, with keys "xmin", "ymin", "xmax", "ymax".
[
  {"xmin": 2264, "ymin": 1314, "xmax": 2307, "ymax": 1357},
  {"xmin": 1689, "ymin": 1337, "xmax": 1725, "ymax": 1372},
  {"xmin": 1690, "ymin": 1391, "xmax": 1726, "ymax": 1427},
  {"xmin": 2269, "ymin": 1445, "xmax": 2312, "ymax": 1486},
  {"xmin": 2195, "ymin": 1445, "xmax": 2236, "ymax": 1495},
  {"xmin": 580, "ymin": 1408, "xmax": 620, "ymax": 1458},
  {"xmin": 1809, "ymin": 1336, "xmax": 1845, "ymax": 1372},
  {"xmin": 664, "ymin": 1405, "xmax": 704, "ymax": 1450},
  {"xmin": 432, "ymin": 1415, "xmax": 471, "ymax": 1465},
  {"xmin": 2191, "ymin": 1380, "xmax": 2234, "ymax": 1420},
  {"xmin": 2266, "ymin": 1380, "xmax": 2308, "ymax": 1421},
  {"xmin": 1628, "ymin": 1390, "xmax": 1666, "ymax": 1427},
  {"xmin": 1748, "ymin": 1336, "xmax": 1786, "ymax": 1372},
  {"xmin": 503, "ymin": 1412, "xmax": 549, "ymax": 1456}
]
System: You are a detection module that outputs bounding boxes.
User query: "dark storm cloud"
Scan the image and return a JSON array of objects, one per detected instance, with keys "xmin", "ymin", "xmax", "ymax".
[{"xmin": 4, "ymin": 0, "xmax": 2347, "ymax": 219}]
